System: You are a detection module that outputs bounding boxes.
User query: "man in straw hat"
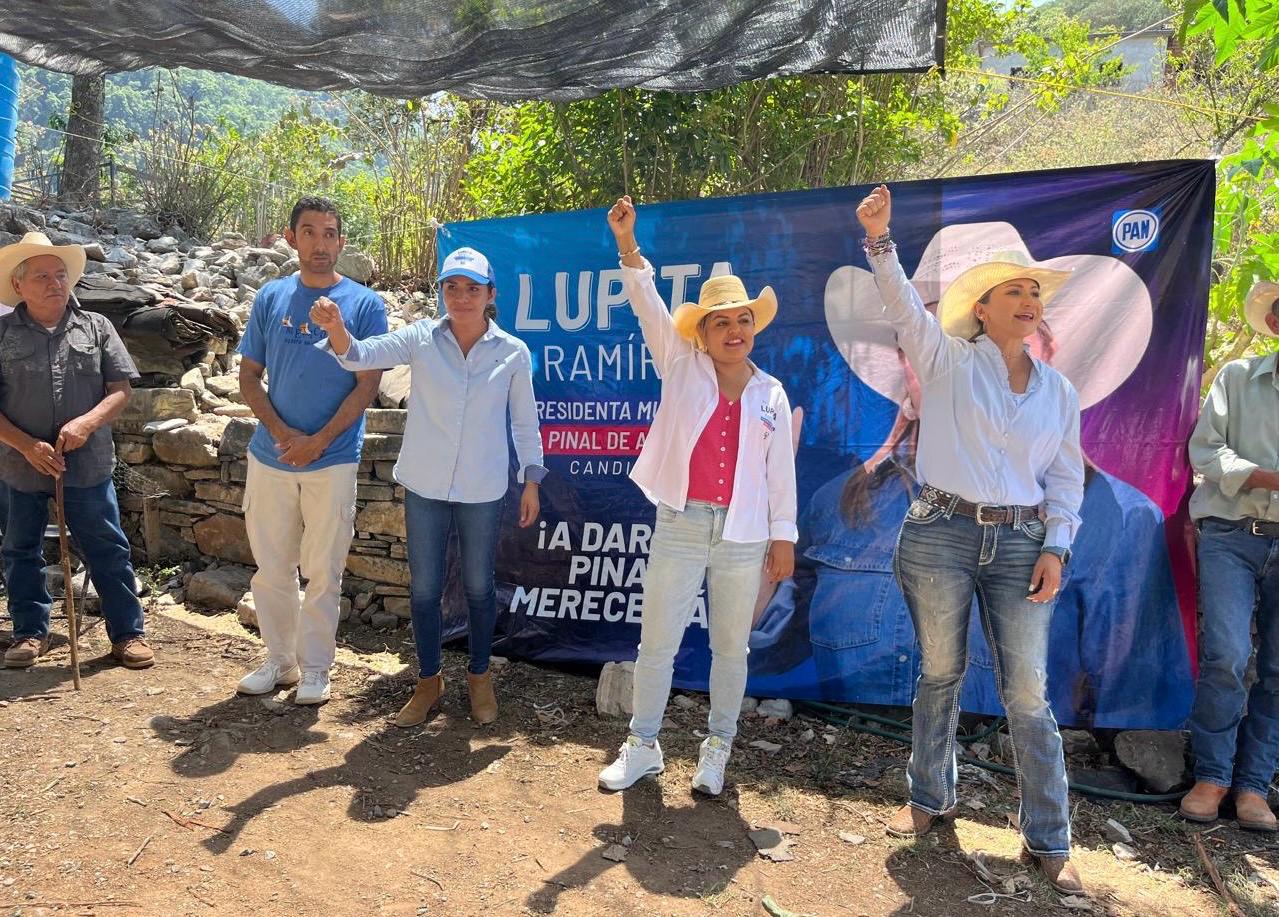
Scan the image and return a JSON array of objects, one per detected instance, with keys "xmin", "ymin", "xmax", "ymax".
[
  {"xmin": 1181, "ymin": 279, "xmax": 1279, "ymax": 832},
  {"xmin": 0, "ymin": 231, "xmax": 152, "ymax": 670}
]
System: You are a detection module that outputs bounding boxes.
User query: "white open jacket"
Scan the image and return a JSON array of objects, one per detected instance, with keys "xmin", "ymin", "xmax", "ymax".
[{"xmin": 621, "ymin": 259, "xmax": 798, "ymax": 544}]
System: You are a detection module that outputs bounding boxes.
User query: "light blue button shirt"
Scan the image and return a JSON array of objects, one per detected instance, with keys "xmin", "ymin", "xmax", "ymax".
[
  {"xmin": 866, "ymin": 247, "xmax": 1085, "ymax": 549},
  {"xmin": 325, "ymin": 317, "xmax": 546, "ymax": 503}
]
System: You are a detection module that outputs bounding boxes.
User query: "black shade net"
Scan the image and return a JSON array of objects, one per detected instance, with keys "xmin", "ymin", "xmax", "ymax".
[{"xmin": 0, "ymin": 0, "xmax": 946, "ymax": 100}]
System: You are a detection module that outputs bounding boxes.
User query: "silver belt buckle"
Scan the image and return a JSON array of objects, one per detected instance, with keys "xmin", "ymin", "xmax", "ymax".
[
  {"xmin": 975, "ymin": 504, "xmax": 1000, "ymax": 525},
  {"xmin": 1252, "ymin": 519, "xmax": 1268, "ymax": 536}
]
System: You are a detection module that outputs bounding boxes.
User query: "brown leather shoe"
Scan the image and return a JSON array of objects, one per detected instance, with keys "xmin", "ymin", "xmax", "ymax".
[
  {"xmin": 1021, "ymin": 849, "xmax": 1085, "ymax": 896},
  {"xmin": 1179, "ymin": 781, "xmax": 1229, "ymax": 823},
  {"xmin": 1235, "ymin": 791, "xmax": 1278, "ymax": 833},
  {"xmin": 111, "ymin": 637, "xmax": 155, "ymax": 669},
  {"xmin": 395, "ymin": 674, "xmax": 444, "ymax": 728},
  {"xmin": 885, "ymin": 803, "xmax": 953, "ymax": 839},
  {"xmin": 466, "ymin": 670, "xmax": 498, "ymax": 725},
  {"xmin": 4, "ymin": 636, "xmax": 50, "ymax": 668}
]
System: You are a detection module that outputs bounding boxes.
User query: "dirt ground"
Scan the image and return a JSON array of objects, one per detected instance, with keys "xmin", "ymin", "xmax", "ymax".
[{"xmin": 2, "ymin": 593, "xmax": 1278, "ymax": 917}]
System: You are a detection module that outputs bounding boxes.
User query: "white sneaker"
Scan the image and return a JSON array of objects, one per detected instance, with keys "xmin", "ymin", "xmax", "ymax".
[
  {"xmin": 692, "ymin": 736, "xmax": 731, "ymax": 795},
  {"xmin": 598, "ymin": 736, "xmax": 664, "ymax": 790},
  {"xmin": 294, "ymin": 670, "xmax": 331, "ymax": 705},
  {"xmin": 237, "ymin": 659, "xmax": 300, "ymax": 696}
]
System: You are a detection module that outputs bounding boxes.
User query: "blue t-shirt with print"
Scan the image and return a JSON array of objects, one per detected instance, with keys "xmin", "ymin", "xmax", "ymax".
[{"xmin": 238, "ymin": 274, "xmax": 388, "ymax": 472}]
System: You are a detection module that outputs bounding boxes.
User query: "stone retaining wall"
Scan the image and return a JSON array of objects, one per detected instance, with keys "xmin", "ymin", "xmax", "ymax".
[{"xmin": 113, "ymin": 384, "xmax": 414, "ymax": 628}]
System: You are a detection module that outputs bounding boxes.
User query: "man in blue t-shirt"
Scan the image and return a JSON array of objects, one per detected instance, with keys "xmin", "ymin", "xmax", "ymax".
[{"xmin": 235, "ymin": 197, "xmax": 388, "ymax": 704}]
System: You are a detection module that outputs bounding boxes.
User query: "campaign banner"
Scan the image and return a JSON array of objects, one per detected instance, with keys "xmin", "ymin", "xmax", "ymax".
[{"xmin": 441, "ymin": 160, "xmax": 1215, "ymax": 729}]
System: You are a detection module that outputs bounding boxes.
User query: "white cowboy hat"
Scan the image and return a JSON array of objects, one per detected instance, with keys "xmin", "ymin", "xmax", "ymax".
[
  {"xmin": 0, "ymin": 231, "xmax": 87, "ymax": 308},
  {"xmin": 1244, "ymin": 280, "xmax": 1279, "ymax": 337},
  {"xmin": 824, "ymin": 222, "xmax": 1154, "ymax": 412},
  {"xmin": 672, "ymin": 274, "xmax": 777, "ymax": 342}
]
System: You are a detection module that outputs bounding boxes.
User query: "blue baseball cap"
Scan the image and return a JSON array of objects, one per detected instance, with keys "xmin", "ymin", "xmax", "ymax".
[{"xmin": 438, "ymin": 247, "xmax": 495, "ymax": 284}]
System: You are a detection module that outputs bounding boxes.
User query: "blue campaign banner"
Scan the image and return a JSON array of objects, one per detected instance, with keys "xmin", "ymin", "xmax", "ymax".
[{"xmin": 441, "ymin": 159, "xmax": 1215, "ymax": 730}]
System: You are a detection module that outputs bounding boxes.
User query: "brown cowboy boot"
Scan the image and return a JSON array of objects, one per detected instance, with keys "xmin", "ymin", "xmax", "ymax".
[
  {"xmin": 1178, "ymin": 782, "xmax": 1229, "ymax": 823},
  {"xmin": 394, "ymin": 673, "xmax": 444, "ymax": 728},
  {"xmin": 466, "ymin": 670, "xmax": 498, "ymax": 725},
  {"xmin": 1021, "ymin": 849, "xmax": 1085, "ymax": 896},
  {"xmin": 885, "ymin": 803, "xmax": 953, "ymax": 839},
  {"xmin": 1235, "ymin": 791, "xmax": 1279, "ymax": 833}
]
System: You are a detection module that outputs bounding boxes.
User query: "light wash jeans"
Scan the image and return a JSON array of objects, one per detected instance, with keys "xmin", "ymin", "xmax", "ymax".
[
  {"xmin": 243, "ymin": 454, "xmax": 358, "ymax": 673},
  {"xmin": 1189, "ymin": 518, "xmax": 1279, "ymax": 796},
  {"xmin": 629, "ymin": 501, "xmax": 767, "ymax": 743},
  {"xmin": 894, "ymin": 498, "xmax": 1071, "ymax": 857}
]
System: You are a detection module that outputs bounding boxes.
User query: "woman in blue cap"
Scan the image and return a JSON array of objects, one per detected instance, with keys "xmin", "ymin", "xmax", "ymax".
[{"xmin": 310, "ymin": 246, "xmax": 546, "ymax": 727}]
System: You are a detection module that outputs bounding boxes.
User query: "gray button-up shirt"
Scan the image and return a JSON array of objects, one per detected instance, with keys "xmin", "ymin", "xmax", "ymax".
[
  {"xmin": 0, "ymin": 302, "xmax": 139, "ymax": 493},
  {"xmin": 1189, "ymin": 352, "xmax": 1279, "ymax": 521}
]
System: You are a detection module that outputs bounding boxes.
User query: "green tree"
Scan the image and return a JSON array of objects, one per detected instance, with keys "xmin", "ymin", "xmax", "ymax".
[
  {"xmin": 464, "ymin": 0, "xmax": 1124, "ymax": 216},
  {"xmin": 1181, "ymin": 0, "xmax": 1279, "ymax": 380}
]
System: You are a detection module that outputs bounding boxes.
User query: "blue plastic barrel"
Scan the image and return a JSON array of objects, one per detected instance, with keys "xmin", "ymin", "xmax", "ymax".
[{"xmin": 0, "ymin": 55, "xmax": 19, "ymax": 200}]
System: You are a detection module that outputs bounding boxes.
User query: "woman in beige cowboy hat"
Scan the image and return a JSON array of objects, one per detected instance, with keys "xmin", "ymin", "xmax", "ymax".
[
  {"xmin": 597, "ymin": 195, "xmax": 798, "ymax": 797},
  {"xmin": 855, "ymin": 186, "xmax": 1086, "ymax": 894}
]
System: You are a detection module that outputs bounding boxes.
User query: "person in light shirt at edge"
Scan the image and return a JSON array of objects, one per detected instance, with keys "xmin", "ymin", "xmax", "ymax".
[
  {"xmin": 310, "ymin": 246, "xmax": 544, "ymax": 728},
  {"xmin": 596, "ymin": 195, "xmax": 798, "ymax": 798},
  {"xmin": 856, "ymin": 185, "xmax": 1086, "ymax": 896}
]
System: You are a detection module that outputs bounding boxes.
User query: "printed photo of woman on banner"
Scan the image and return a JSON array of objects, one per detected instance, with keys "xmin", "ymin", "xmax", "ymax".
[
  {"xmin": 443, "ymin": 159, "xmax": 1215, "ymax": 734},
  {"xmin": 748, "ymin": 219, "xmax": 1194, "ymax": 730}
]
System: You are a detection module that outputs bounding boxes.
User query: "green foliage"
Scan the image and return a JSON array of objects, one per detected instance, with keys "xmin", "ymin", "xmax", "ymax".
[
  {"xmin": 1033, "ymin": 0, "xmax": 1176, "ymax": 32},
  {"xmin": 1182, "ymin": 0, "xmax": 1279, "ymax": 376},
  {"xmin": 464, "ymin": 0, "xmax": 1124, "ymax": 216}
]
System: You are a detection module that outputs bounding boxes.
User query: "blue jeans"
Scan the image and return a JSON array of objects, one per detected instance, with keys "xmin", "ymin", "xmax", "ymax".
[
  {"xmin": 1189, "ymin": 519, "xmax": 1279, "ymax": 796},
  {"xmin": 894, "ymin": 500, "xmax": 1070, "ymax": 856},
  {"xmin": 3, "ymin": 479, "xmax": 145, "ymax": 644},
  {"xmin": 404, "ymin": 492, "xmax": 503, "ymax": 677},
  {"xmin": 629, "ymin": 501, "xmax": 767, "ymax": 743}
]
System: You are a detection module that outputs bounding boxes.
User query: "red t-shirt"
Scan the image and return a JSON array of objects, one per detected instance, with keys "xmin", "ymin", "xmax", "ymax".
[{"xmin": 686, "ymin": 392, "xmax": 741, "ymax": 507}]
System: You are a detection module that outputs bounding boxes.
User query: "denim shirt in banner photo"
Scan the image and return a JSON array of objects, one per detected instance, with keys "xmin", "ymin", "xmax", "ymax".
[
  {"xmin": 0, "ymin": 302, "xmax": 139, "ymax": 493},
  {"xmin": 747, "ymin": 457, "xmax": 1193, "ymax": 729},
  {"xmin": 324, "ymin": 316, "xmax": 546, "ymax": 504}
]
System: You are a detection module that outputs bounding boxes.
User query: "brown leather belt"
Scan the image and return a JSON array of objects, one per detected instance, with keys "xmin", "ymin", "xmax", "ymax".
[
  {"xmin": 919, "ymin": 485, "xmax": 1041, "ymax": 527},
  {"xmin": 1208, "ymin": 516, "xmax": 1279, "ymax": 538}
]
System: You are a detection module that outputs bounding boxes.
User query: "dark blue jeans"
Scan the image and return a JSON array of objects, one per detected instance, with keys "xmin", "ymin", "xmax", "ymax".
[
  {"xmin": 1189, "ymin": 518, "xmax": 1279, "ymax": 796},
  {"xmin": 404, "ymin": 491, "xmax": 503, "ymax": 677},
  {"xmin": 894, "ymin": 500, "xmax": 1070, "ymax": 856},
  {"xmin": 3, "ymin": 478, "xmax": 145, "ymax": 644}
]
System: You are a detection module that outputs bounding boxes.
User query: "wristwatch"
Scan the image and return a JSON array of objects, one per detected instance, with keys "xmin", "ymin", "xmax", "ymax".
[{"xmin": 1041, "ymin": 545, "xmax": 1071, "ymax": 568}]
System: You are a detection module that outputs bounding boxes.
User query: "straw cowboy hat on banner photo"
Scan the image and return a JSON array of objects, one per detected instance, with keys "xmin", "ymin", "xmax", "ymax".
[{"xmin": 823, "ymin": 221, "xmax": 1154, "ymax": 414}]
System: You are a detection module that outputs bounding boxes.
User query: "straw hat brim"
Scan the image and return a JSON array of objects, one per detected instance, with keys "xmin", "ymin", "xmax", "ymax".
[
  {"xmin": 1244, "ymin": 281, "xmax": 1279, "ymax": 337},
  {"xmin": 0, "ymin": 234, "xmax": 87, "ymax": 307},
  {"xmin": 825, "ymin": 252, "xmax": 1153, "ymax": 412},
  {"xmin": 672, "ymin": 286, "xmax": 777, "ymax": 342},
  {"xmin": 938, "ymin": 262, "xmax": 1072, "ymax": 339}
]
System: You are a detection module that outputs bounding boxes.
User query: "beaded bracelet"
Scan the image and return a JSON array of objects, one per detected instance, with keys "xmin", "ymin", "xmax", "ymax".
[{"xmin": 862, "ymin": 231, "xmax": 895, "ymax": 257}]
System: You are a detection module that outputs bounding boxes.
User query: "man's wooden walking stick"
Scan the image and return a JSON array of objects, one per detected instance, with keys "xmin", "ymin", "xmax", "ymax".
[{"xmin": 54, "ymin": 471, "xmax": 81, "ymax": 691}]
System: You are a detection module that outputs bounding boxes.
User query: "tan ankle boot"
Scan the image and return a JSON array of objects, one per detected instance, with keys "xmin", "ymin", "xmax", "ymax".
[
  {"xmin": 395, "ymin": 674, "xmax": 444, "ymax": 727},
  {"xmin": 1179, "ymin": 782, "xmax": 1229, "ymax": 823},
  {"xmin": 467, "ymin": 670, "xmax": 498, "ymax": 725},
  {"xmin": 1235, "ymin": 791, "xmax": 1278, "ymax": 833}
]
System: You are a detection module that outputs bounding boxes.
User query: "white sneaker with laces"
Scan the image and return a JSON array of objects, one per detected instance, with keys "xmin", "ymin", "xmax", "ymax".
[
  {"xmin": 692, "ymin": 736, "xmax": 731, "ymax": 795},
  {"xmin": 237, "ymin": 659, "xmax": 300, "ymax": 696},
  {"xmin": 598, "ymin": 736, "xmax": 664, "ymax": 790},
  {"xmin": 294, "ymin": 670, "xmax": 331, "ymax": 705}
]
